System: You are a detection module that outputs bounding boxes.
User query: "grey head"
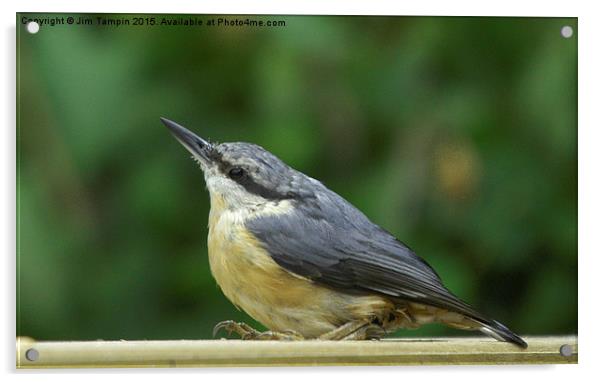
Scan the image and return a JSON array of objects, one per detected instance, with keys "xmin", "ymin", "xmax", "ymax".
[{"xmin": 161, "ymin": 117, "xmax": 319, "ymax": 208}]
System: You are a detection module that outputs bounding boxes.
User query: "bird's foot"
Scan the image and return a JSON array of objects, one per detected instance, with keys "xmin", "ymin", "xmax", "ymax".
[
  {"xmin": 213, "ymin": 320, "xmax": 260, "ymax": 339},
  {"xmin": 319, "ymin": 320, "xmax": 386, "ymax": 341},
  {"xmin": 213, "ymin": 320, "xmax": 304, "ymax": 341},
  {"xmin": 254, "ymin": 329, "xmax": 305, "ymax": 341},
  {"xmin": 341, "ymin": 323, "xmax": 385, "ymax": 340}
]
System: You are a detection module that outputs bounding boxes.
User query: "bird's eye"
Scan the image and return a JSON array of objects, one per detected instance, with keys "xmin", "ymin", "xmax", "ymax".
[{"xmin": 228, "ymin": 167, "xmax": 245, "ymax": 179}]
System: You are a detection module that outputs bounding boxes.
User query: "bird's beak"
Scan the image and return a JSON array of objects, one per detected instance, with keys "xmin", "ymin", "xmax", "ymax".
[{"xmin": 161, "ymin": 117, "xmax": 214, "ymax": 164}]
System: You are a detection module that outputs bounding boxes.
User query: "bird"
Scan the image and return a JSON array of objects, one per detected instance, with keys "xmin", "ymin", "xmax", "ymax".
[{"xmin": 161, "ymin": 117, "xmax": 527, "ymax": 348}]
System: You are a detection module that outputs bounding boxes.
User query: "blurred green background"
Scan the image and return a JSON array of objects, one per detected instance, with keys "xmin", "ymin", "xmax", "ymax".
[{"xmin": 17, "ymin": 14, "xmax": 577, "ymax": 340}]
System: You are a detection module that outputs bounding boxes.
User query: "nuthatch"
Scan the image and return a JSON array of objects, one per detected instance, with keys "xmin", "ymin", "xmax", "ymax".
[{"xmin": 161, "ymin": 117, "xmax": 527, "ymax": 348}]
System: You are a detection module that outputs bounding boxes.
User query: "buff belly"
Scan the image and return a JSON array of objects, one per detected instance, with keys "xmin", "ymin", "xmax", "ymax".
[{"xmin": 205, "ymin": 196, "xmax": 394, "ymax": 337}]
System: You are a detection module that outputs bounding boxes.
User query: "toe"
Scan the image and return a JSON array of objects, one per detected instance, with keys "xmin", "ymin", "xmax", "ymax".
[{"xmin": 212, "ymin": 320, "xmax": 235, "ymax": 338}]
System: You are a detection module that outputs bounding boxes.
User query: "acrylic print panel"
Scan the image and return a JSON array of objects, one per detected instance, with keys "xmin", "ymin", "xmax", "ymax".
[{"xmin": 16, "ymin": 13, "xmax": 577, "ymax": 367}]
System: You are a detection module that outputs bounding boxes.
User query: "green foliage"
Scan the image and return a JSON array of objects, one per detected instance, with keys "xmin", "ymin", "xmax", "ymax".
[{"xmin": 17, "ymin": 15, "xmax": 577, "ymax": 340}]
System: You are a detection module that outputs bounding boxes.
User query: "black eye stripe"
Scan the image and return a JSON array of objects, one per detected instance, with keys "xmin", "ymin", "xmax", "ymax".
[{"xmin": 218, "ymin": 158, "xmax": 290, "ymax": 200}]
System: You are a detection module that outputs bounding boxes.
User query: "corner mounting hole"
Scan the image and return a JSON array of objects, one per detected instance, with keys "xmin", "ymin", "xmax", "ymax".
[
  {"xmin": 26, "ymin": 21, "xmax": 40, "ymax": 34},
  {"xmin": 561, "ymin": 25, "xmax": 573, "ymax": 38},
  {"xmin": 559, "ymin": 344, "xmax": 573, "ymax": 357},
  {"xmin": 25, "ymin": 348, "xmax": 39, "ymax": 361}
]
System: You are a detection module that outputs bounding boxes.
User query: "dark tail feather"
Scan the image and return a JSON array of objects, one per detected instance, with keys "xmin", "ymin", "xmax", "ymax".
[{"xmin": 478, "ymin": 319, "xmax": 528, "ymax": 348}]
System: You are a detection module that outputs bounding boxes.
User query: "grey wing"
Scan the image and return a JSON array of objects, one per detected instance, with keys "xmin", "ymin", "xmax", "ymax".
[{"xmin": 246, "ymin": 192, "xmax": 486, "ymax": 321}]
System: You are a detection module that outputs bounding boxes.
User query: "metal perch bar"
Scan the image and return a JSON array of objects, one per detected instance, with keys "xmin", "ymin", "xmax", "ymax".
[{"xmin": 16, "ymin": 335, "xmax": 577, "ymax": 368}]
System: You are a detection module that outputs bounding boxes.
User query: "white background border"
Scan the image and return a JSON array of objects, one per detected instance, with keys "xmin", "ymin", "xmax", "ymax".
[{"xmin": 3, "ymin": 0, "xmax": 598, "ymax": 379}]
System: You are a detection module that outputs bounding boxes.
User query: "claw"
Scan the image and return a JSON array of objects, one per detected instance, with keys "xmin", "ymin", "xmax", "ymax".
[
  {"xmin": 212, "ymin": 320, "xmax": 234, "ymax": 338},
  {"xmin": 212, "ymin": 320, "xmax": 261, "ymax": 339}
]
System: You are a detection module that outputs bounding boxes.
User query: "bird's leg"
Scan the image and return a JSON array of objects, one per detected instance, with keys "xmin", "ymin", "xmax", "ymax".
[
  {"xmin": 255, "ymin": 329, "xmax": 305, "ymax": 341},
  {"xmin": 319, "ymin": 319, "xmax": 384, "ymax": 341},
  {"xmin": 319, "ymin": 320, "xmax": 369, "ymax": 340},
  {"xmin": 341, "ymin": 323, "xmax": 385, "ymax": 340},
  {"xmin": 213, "ymin": 320, "xmax": 304, "ymax": 341}
]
